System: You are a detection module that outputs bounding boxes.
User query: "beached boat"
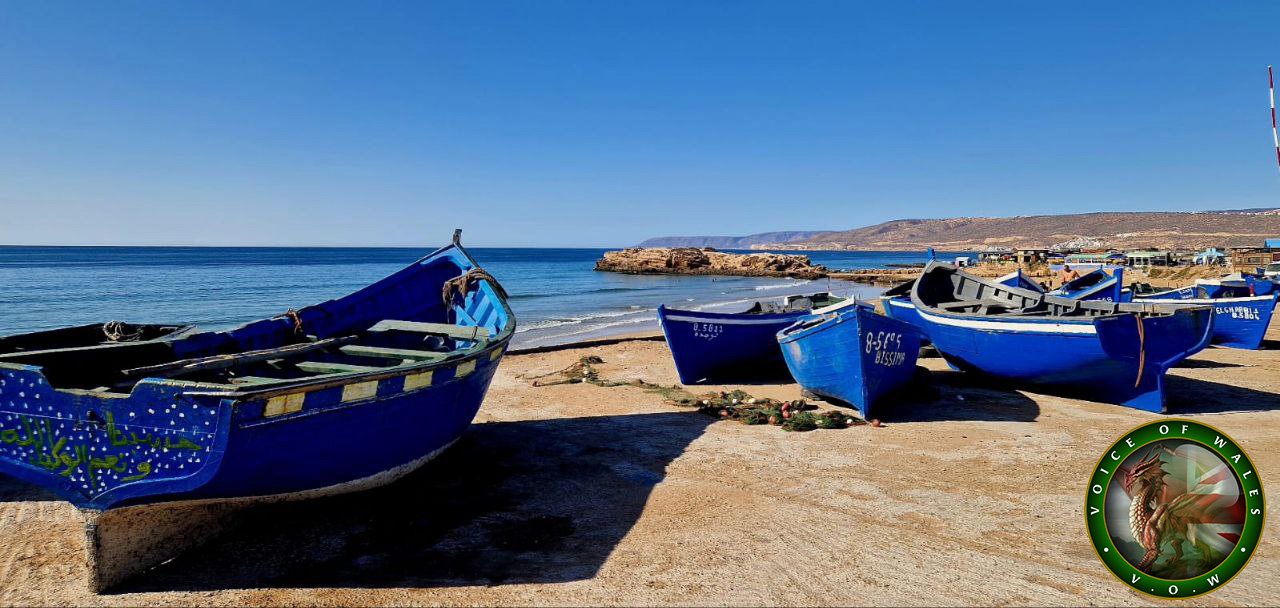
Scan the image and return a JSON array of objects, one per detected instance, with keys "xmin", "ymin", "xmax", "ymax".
[
  {"xmin": 995, "ymin": 268, "xmax": 1045, "ymax": 292},
  {"xmin": 777, "ymin": 303, "xmax": 921, "ymax": 419},
  {"xmin": 0, "ymin": 322, "xmax": 194, "ymax": 356},
  {"xmin": 910, "ymin": 262, "xmax": 1213, "ymax": 412},
  {"xmin": 658, "ymin": 293, "xmax": 843, "ymax": 384},
  {"xmin": 0, "ymin": 230, "xmax": 513, "ymax": 510},
  {"xmin": 885, "ymin": 268, "xmax": 1131, "ymax": 341},
  {"xmin": 1133, "ymin": 283, "xmax": 1277, "ymax": 350}
]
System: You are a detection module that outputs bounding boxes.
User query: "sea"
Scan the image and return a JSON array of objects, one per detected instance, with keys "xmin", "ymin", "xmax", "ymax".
[{"xmin": 0, "ymin": 247, "xmax": 950, "ymax": 348}]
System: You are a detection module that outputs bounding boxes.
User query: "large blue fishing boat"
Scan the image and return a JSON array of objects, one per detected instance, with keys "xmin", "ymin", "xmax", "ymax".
[
  {"xmin": 777, "ymin": 302, "xmax": 921, "ymax": 420},
  {"xmin": 657, "ymin": 293, "xmax": 843, "ymax": 384},
  {"xmin": 910, "ymin": 262, "xmax": 1213, "ymax": 412},
  {"xmin": 0, "ymin": 230, "xmax": 513, "ymax": 511}
]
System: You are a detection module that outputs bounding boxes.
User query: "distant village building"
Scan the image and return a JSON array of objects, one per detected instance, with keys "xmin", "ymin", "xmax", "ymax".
[
  {"xmin": 977, "ymin": 246, "xmax": 1014, "ymax": 263},
  {"xmin": 1125, "ymin": 250, "xmax": 1173, "ymax": 269},
  {"xmin": 1065, "ymin": 252, "xmax": 1124, "ymax": 266},
  {"xmin": 1230, "ymin": 248, "xmax": 1277, "ymax": 268},
  {"xmin": 1014, "ymin": 248, "xmax": 1049, "ymax": 267}
]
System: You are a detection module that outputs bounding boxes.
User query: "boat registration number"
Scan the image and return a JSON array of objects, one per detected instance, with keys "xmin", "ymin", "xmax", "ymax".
[
  {"xmin": 1216, "ymin": 305, "xmax": 1261, "ymax": 320},
  {"xmin": 692, "ymin": 322, "xmax": 724, "ymax": 339},
  {"xmin": 865, "ymin": 331, "xmax": 908, "ymax": 366}
]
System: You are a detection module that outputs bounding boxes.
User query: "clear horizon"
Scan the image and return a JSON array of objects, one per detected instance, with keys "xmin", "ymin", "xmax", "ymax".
[{"xmin": 4, "ymin": 2, "xmax": 1280, "ymax": 248}]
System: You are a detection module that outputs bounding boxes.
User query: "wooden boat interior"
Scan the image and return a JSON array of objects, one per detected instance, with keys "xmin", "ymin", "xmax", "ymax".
[
  {"xmin": 0, "ymin": 319, "xmax": 490, "ymax": 394},
  {"xmin": 745, "ymin": 293, "xmax": 844, "ymax": 314},
  {"xmin": 0, "ymin": 322, "xmax": 192, "ymax": 355},
  {"xmin": 914, "ymin": 263, "xmax": 1189, "ymax": 319},
  {"xmin": 0, "ymin": 243, "xmax": 510, "ymax": 394}
]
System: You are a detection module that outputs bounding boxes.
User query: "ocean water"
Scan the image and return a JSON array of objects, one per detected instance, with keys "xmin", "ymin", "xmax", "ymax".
[{"xmin": 0, "ymin": 246, "xmax": 944, "ymax": 348}]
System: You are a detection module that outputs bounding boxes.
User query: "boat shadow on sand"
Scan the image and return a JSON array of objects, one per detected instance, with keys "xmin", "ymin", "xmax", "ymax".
[
  {"xmin": 1165, "ymin": 376, "xmax": 1280, "ymax": 414},
  {"xmin": 100, "ymin": 410, "xmax": 713, "ymax": 592},
  {"xmin": 866, "ymin": 369, "xmax": 1041, "ymax": 423}
]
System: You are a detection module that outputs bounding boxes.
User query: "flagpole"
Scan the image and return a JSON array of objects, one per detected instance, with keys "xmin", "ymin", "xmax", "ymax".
[{"xmin": 1270, "ymin": 66, "xmax": 1279, "ymax": 175}]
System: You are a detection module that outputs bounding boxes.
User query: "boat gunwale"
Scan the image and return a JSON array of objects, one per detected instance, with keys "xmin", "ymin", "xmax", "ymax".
[{"xmin": 656, "ymin": 304, "xmax": 809, "ymax": 323}]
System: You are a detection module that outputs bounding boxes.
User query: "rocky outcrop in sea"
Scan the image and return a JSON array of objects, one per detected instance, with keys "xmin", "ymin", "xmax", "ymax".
[{"xmin": 594, "ymin": 247, "xmax": 828, "ymax": 279}]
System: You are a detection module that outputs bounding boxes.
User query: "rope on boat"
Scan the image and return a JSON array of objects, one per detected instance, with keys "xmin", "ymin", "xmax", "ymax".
[
  {"xmin": 285, "ymin": 309, "xmax": 305, "ymax": 336},
  {"xmin": 442, "ymin": 267, "xmax": 507, "ymax": 306},
  {"xmin": 1134, "ymin": 315, "xmax": 1146, "ymax": 389},
  {"xmin": 102, "ymin": 320, "xmax": 143, "ymax": 342}
]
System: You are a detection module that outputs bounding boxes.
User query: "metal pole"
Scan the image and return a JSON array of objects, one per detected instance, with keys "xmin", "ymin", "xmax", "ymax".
[{"xmin": 1270, "ymin": 66, "xmax": 1279, "ymax": 174}]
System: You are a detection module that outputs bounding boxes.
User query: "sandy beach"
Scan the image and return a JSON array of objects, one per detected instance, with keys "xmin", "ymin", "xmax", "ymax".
[{"xmin": 2, "ymin": 319, "xmax": 1278, "ymax": 606}]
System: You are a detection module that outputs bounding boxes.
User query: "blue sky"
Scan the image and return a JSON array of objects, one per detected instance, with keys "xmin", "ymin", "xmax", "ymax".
[{"xmin": 2, "ymin": 1, "xmax": 1279, "ymax": 247}]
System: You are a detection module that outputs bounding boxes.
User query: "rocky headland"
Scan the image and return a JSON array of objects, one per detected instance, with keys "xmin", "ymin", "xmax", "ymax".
[{"xmin": 594, "ymin": 247, "xmax": 828, "ymax": 279}]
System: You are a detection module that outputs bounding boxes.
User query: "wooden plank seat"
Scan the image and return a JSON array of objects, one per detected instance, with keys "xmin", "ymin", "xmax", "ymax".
[
  {"xmin": 339, "ymin": 345, "xmax": 448, "ymax": 362},
  {"xmin": 295, "ymin": 361, "xmax": 387, "ymax": 374},
  {"xmin": 938, "ymin": 300, "xmax": 1004, "ymax": 311},
  {"xmin": 228, "ymin": 372, "xmax": 352, "ymax": 385},
  {"xmin": 368, "ymin": 320, "xmax": 489, "ymax": 342},
  {"xmin": 123, "ymin": 335, "xmax": 360, "ymax": 379}
]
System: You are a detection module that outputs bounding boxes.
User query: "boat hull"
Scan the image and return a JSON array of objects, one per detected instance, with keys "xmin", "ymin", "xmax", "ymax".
[
  {"xmin": 917, "ymin": 307, "xmax": 1212, "ymax": 412},
  {"xmin": 657, "ymin": 305, "xmax": 806, "ymax": 384},
  {"xmin": 778, "ymin": 306, "xmax": 921, "ymax": 419},
  {"xmin": 1133, "ymin": 294, "xmax": 1278, "ymax": 350}
]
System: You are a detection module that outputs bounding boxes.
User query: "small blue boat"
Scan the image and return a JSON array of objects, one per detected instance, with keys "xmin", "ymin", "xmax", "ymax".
[
  {"xmin": 657, "ymin": 293, "xmax": 843, "ymax": 384},
  {"xmin": 1048, "ymin": 268, "xmax": 1130, "ymax": 302},
  {"xmin": 995, "ymin": 268, "xmax": 1045, "ymax": 292},
  {"xmin": 777, "ymin": 303, "xmax": 921, "ymax": 419},
  {"xmin": 0, "ymin": 230, "xmax": 513, "ymax": 510},
  {"xmin": 911, "ymin": 262, "xmax": 1213, "ymax": 412}
]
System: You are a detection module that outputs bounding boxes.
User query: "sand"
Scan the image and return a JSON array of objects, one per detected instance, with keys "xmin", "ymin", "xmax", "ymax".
[{"xmin": 2, "ymin": 324, "xmax": 1279, "ymax": 606}]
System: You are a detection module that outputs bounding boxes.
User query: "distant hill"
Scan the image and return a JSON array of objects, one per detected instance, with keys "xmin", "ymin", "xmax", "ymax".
[
  {"xmin": 774, "ymin": 209, "xmax": 1280, "ymax": 251},
  {"xmin": 636, "ymin": 231, "xmax": 832, "ymax": 249}
]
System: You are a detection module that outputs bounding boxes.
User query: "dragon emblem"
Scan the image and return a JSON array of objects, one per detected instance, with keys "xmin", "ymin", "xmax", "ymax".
[{"xmin": 1120, "ymin": 447, "xmax": 1235, "ymax": 576}]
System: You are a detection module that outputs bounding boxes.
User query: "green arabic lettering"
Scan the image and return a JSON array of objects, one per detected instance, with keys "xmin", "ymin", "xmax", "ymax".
[
  {"xmin": 56, "ymin": 442, "xmax": 80, "ymax": 477},
  {"xmin": 121, "ymin": 461, "xmax": 152, "ymax": 482},
  {"xmin": 106, "ymin": 411, "xmax": 129, "ymax": 447},
  {"xmin": 164, "ymin": 436, "xmax": 202, "ymax": 451}
]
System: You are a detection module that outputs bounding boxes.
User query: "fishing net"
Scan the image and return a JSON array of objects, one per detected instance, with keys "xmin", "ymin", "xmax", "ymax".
[{"xmin": 523, "ymin": 356, "xmax": 875, "ymax": 432}]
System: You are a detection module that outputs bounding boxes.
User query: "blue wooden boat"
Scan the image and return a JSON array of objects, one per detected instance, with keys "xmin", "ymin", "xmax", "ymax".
[
  {"xmin": 1048, "ymin": 268, "xmax": 1130, "ymax": 302},
  {"xmin": 657, "ymin": 293, "xmax": 843, "ymax": 384},
  {"xmin": 995, "ymin": 268, "xmax": 1045, "ymax": 292},
  {"xmin": 1134, "ymin": 285, "xmax": 1278, "ymax": 350},
  {"xmin": 910, "ymin": 262, "xmax": 1213, "ymax": 412},
  {"xmin": 0, "ymin": 230, "xmax": 513, "ymax": 511},
  {"xmin": 777, "ymin": 303, "xmax": 921, "ymax": 419}
]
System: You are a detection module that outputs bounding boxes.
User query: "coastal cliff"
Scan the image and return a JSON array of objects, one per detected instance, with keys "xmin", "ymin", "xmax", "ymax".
[
  {"xmin": 595, "ymin": 247, "xmax": 828, "ymax": 279},
  {"xmin": 639, "ymin": 208, "xmax": 1280, "ymax": 252}
]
